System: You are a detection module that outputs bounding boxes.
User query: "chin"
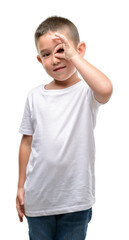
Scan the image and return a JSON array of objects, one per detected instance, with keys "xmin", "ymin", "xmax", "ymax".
[
  {"xmin": 54, "ymin": 78, "xmax": 69, "ymax": 81},
  {"xmin": 54, "ymin": 72, "xmax": 77, "ymax": 81}
]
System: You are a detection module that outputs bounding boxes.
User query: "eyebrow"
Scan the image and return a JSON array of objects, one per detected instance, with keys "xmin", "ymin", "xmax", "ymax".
[{"xmin": 40, "ymin": 49, "xmax": 50, "ymax": 54}]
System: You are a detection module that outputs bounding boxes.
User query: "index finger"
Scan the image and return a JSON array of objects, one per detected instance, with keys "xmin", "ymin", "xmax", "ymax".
[{"xmin": 52, "ymin": 33, "xmax": 69, "ymax": 45}]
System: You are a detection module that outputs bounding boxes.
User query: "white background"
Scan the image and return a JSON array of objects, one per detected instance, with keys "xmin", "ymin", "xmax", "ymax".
[{"xmin": 0, "ymin": 0, "xmax": 129, "ymax": 239}]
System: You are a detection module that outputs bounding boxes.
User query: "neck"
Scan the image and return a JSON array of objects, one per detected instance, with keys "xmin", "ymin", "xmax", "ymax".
[{"xmin": 53, "ymin": 72, "xmax": 81, "ymax": 88}]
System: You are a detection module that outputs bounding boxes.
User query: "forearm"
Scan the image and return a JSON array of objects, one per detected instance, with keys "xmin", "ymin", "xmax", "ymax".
[
  {"xmin": 71, "ymin": 54, "xmax": 113, "ymax": 102},
  {"xmin": 17, "ymin": 141, "xmax": 31, "ymax": 188},
  {"xmin": 51, "ymin": 32, "xmax": 113, "ymax": 103}
]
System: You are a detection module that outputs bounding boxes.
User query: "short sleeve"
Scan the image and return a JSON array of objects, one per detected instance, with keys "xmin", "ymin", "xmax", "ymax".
[
  {"xmin": 19, "ymin": 95, "xmax": 33, "ymax": 135},
  {"xmin": 88, "ymin": 87, "xmax": 103, "ymax": 128},
  {"xmin": 89, "ymin": 88, "xmax": 103, "ymax": 109}
]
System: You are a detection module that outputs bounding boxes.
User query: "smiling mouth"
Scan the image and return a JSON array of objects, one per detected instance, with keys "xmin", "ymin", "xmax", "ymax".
[{"xmin": 53, "ymin": 66, "xmax": 66, "ymax": 71}]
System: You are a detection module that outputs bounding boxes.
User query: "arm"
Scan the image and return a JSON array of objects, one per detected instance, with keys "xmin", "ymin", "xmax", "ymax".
[
  {"xmin": 16, "ymin": 135, "xmax": 32, "ymax": 222},
  {"xmin": 18, "ymin": 135, "xmax": 32, "ymax": 188},
  {"xmin": 70, "ymin": 54, "xmax": 113, "ymax": 104},
  {"xmin": 53, "ymin": 33, "xmax": 113, "ymax": 104}
]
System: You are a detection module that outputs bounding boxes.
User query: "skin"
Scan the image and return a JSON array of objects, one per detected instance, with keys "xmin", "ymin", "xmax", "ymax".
[
  {"xmin": 37, "ymin": 30, "xmax": 81, "ymax": 89},
  {"xmin": 16, "ymin": 29, "xmax": 113, "ymax": 222},
  {"xmin": 36, "ymin": 30, "xmax": 113, "ymax": 103},
  {"xmin": 16, "ymin": 135, "xmax": 32, "ymax": 222}
]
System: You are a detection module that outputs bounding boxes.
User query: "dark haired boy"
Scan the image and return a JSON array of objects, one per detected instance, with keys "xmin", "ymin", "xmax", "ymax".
[{"xmin": 16, "ymin": 16, "xmax": 113, "ymax": 240}]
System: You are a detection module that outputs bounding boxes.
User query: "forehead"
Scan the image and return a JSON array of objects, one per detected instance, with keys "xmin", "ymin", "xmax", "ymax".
[{"xmin": 37, "ymin": 29, "xmax": 75, "ymax": 53}]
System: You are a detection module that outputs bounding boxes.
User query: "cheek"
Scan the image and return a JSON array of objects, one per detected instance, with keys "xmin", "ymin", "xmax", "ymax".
[
  {"xmin": 43, "ymin": 59, "xmax": 51, "ymax": 69},
  {"xmin": 68, "ymin": 62, "xmax": 76, "ymax": 72}
]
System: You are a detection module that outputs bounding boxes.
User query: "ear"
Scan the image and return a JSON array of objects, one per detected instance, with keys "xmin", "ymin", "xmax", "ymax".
[
  {"xmin": 77, "ymin": 42, "xmax": 86, "ymax": 57},
  {"xmin": 37, "ymin": 55, "xmax": 42, "ymax": 64}
]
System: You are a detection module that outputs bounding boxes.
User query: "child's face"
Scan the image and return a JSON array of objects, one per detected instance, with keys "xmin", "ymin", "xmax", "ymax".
[{"xmin": 37, "ymin": 31, "xmax": 77, "ymax": 81}]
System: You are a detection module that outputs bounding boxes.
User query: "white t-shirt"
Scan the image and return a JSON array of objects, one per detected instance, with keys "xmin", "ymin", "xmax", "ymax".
[{"xmin": 19, "ymin": 79, "xmax": 102, "ymax": 217}]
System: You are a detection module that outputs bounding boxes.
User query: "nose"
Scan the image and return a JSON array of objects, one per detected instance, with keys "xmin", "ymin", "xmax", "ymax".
[{"xmin": 51, "ymin": 53, "xmax": 61, "ymax": 65}]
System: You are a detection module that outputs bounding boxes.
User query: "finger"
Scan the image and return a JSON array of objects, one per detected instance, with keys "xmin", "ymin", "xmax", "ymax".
[
  {"xmin": 52, "ymin": 33, "xmax": 68, "ymax": 46},
  {"xmin": 53, "ymin": 44, "xmax": 65, "ymax": 59},
  {"xmin": 54, "ymin": 43, "xmax": 64, "ymax": 54},
  {"xmin": 17, "ymin": 205, "xmax": 23, "ymax": 218},
  {"xmin": 18, "ymin": 213, "xmax": 23, "ymax": 222},
  {"xmin": 16, "ymin": 201, "xmax": 24, "ymax": 218},
  {"xmin": 21, "ymin": 204, "xmax": 26, "ymax": 216},
  {"xmin": 51, "ymin": 36, "xmax": 62, "ymax": 44},
  {"xmin": 54, "ymin": 48, "xmax": 65, "ymax": 59},
  {"xmin": 54, "ymin": 53, "xmax": 65, "ymax": 59},
  {"xmin": 54, "ymin": 33, "xmax": 69, "ymax": 45},
  {"xmin": 52, "ymin": 38, "xmax": 62, "ymax": 44},
  {"xmin": 17, "ymin": 206, "xmax": 23, "ymax": 222},
  {"xmin": 16, "ymin": 194, "xmax": 25, "ymax": 222}
]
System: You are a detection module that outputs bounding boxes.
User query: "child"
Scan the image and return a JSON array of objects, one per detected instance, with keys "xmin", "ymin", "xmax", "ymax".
[{"xmin": 16, "ymin": 16, "xmax": 113, "ymax": 240}]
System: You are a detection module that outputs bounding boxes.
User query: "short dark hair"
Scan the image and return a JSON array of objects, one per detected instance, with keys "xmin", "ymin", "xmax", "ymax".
[{"xmin": 35, "ymin": 16, "xmax": 80, "ymax": 49}]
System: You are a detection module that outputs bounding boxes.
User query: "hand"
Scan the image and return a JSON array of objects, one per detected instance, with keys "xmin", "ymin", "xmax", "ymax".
[
  {"xmin": 16, "ymin": 187, "xmax": 26, "ymax": 222},
  {"xmin": 52, "ymin": 33, "xmax": 78, "ymax": 61}
]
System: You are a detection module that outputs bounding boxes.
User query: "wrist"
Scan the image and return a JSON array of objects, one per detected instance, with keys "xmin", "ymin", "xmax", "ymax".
[
  {"xmin": 18, "ymin": 185, "xmax": 24, "ymax": 188},
  {"xmin": 69, "ymin": 52, "xmax": 82, "ymax": 63},
  {"xmin": 17, "ymin": 186, "xmax": 24, "ymax": 195},
  {"xmin": 18, "ymin": 181, "xmax": 25, "ymax": 189},
  {"xmin": 17, "ymin": 186, "xmax": 24, "ymax": 196}
]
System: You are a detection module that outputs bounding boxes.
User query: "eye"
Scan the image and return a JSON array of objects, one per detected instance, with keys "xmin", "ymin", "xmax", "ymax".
[
  {"xmin": 42, "ymin": 53, "xmax": 50, "ymax": 58},
  {"xmin": 57, "ymin": 48, "xmax": 64, "ymax": 53}
]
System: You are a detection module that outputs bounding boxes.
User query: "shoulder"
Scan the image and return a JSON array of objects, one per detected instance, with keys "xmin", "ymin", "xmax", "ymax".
[
  {"xmin": 81, "ymin": 79, "xmax": 103, "ymax": 108},
  {"xmin": 27, "ymin": 84, "xmax": 43, "ymax": 99}
]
